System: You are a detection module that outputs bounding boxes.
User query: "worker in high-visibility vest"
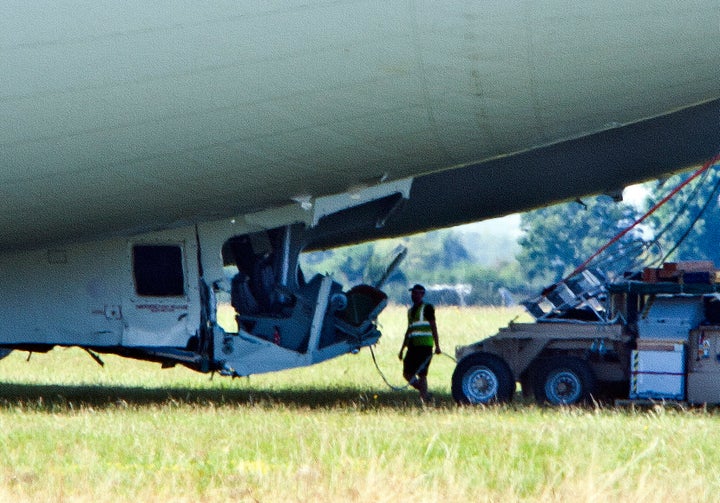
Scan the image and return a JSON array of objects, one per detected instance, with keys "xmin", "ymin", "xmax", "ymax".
[{"xmin": 398, "ymin": 284, "xmax": 441, "ymax": 402}]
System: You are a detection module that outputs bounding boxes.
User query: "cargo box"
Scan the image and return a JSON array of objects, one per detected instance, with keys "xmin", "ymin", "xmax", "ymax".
[
  {"xmin": 684, "ymin": 271, "xmax": 713, "ymax": 284},
  {"xmin": 631, "ymin": 373, "xmax": 685, "ymax": 400},
  {"xmin": 630, "ymin": 348, "xmax": 685, "ymax": 400},
  {"xmin": 677, "ymin": 260, "xmax": 715, "ymax": 273},
  {"xmin": 637, "ymin": 296, "xmax": 704, "ymax": 340},
  {"xmin": 642, "ymin": 268, "xmax": 659, "ymax": 283},
  {"xmin": 636, "ymin": 339, "xmax": 685, "ymax": 351},
  {"xmin": 657, "ymin": 269, "xmax": 682, "ymax": 281}
]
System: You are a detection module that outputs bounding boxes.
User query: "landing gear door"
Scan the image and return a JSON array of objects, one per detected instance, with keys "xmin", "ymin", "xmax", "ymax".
[{"xmin": 122, "ymin": 239, "xmax": 200, "ymax": 347}]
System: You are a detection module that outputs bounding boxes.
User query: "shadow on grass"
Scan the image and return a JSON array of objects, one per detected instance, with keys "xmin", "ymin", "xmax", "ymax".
[
  {"xmin": 4, "ymin": 383, "xmax": 702, "ymax": 414},
  {"xmin": 0, "ymin": 382, "xmax": 458, "ymax": 412}
]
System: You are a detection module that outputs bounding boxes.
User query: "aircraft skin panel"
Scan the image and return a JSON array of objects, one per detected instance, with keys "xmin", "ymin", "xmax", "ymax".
[
  {"xmin": 306, "ymin": 99, "xmax": 720, "ymax": 250},
  {"xmin": 0, "ymin": 227, "xmax": 201, "ymax": 348},
  {"xmin": 0, "ymin": 2, "xmax": 719, "ymax": 250},
  {"xmin": 0, "ymin": 239, "xmax": 126, "ymax": 346}
]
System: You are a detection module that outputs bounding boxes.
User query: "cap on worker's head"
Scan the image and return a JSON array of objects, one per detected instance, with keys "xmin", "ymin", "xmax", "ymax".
[{"xmin": 409, "ymin": 284, "xmax": 426, "ymax": 293}]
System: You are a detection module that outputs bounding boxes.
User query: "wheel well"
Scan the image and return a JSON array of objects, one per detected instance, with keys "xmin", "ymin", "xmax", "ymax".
[{"xmin": 523, "ymin": 348, "xmax": 591, "ymax": 377}]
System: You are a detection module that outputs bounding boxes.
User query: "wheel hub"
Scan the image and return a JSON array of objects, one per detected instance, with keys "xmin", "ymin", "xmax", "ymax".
[
  {"xmin": 546, "ymin": 370, "xmax": 581, "ymax": 404},
  {"xmin": 463, "ymin": 366, "xmax": 498, "ymax": 403}
]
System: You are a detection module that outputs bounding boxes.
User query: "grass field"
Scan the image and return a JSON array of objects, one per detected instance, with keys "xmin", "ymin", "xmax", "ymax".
[{"xmin": 2, "ymin": 305, "xmax": 720, "ymax": 502}]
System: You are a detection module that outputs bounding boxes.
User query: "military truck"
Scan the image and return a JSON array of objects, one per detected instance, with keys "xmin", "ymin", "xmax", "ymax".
[{"xmin": 452, "ymin": 262, "xmax": 720, "ymax": 405}]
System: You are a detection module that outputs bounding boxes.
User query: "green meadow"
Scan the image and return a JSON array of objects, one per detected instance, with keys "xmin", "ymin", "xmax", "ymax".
[{"xmin": 1, "ymin": 305, "xmax": 720, "ymax": 502}]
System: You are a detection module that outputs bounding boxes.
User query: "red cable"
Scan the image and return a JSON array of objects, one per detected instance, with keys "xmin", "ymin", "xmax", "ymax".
[{"xmin": 546, "ymin": 152, "xmax": 720, "ymax": 295}]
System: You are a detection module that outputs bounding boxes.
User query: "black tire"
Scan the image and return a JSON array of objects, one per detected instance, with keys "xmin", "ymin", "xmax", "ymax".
[
  {"xmin": 532, "ymin": 356, "xmax": 597, "ymax": 405},
  {"xmin": 452, "ymin": 353, "xmax": 514, "ymax": 404}
]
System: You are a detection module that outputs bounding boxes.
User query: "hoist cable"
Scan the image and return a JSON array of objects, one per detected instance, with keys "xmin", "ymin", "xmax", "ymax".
[
  {"xmin": 560, "ymin": 151, "xmax": 720, "ymax": 285},
  {"xmin": 368, "ymin": 344, "xmax": 456, "ymax": 392},
  {"xmin": 369, "ymin": 345, "xmax": 431, "ymax": 391},
  {"xmin": 659, "ymin": 171, "xmax": 720, "ymax": 263}
]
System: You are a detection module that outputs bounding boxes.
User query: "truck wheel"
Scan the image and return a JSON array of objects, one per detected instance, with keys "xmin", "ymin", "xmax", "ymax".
[
  {"xmin": 452, "ymin": 353, "xmax": 514, "ymax": 404},
  {"xmin": 532, "ymin": 356, "xmax": 596, "ymax": 405}
]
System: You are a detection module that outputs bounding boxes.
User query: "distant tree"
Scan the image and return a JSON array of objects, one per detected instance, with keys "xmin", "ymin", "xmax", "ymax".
[
  {"xmin": 300, "ymin": 242, "xmax": 375, "ymax": 285},
  {"xmin": 399, "ymin": 229, "xmax": 470, "ymax": 272},
  {"xmin": 458, "ymin": 229, "xmax": 520, "ymax": 267},
  {"xmin": 516, "ymin": 196, "xmax": 644, "ymax": 285},
  {"xmin": 301, "ymin": 227, "xmax": 526, "ymax": 305}
]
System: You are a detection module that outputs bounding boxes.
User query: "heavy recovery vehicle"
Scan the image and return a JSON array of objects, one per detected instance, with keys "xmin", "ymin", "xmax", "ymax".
[{"xmin": 452, "ymin": 261, "xmax": 720, "ymax": 405}]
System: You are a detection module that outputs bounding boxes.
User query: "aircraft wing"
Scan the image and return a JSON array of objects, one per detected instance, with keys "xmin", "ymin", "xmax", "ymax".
[{"xmin": 2, "ymin": 2, "xmax": 720, "ymax": 251}]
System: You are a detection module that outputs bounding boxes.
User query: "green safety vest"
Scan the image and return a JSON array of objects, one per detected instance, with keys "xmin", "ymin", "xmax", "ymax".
[{"xmin": 407, "ymin": 303, "xmax": 434, "ymax": 347}]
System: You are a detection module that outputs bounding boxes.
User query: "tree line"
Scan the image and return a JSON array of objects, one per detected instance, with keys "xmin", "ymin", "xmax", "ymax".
[{"xmin": 302, "ymin": 168, "xmax": 720, "ymax": 305}]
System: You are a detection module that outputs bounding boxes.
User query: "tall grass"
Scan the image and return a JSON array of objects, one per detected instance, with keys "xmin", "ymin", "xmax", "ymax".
[{"xmin": 1, "ymin": 306, "xmax": 719, "ymax": 502}]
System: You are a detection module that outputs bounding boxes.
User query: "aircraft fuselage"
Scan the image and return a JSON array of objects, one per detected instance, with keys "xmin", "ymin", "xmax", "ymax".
[
  {"xmin": 0, "ymin": 188, "xmax": 397, "ymax": 376},
  {"xmin": 1, "ymin": 2, "xmax": 719, "ymax": 250}
]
